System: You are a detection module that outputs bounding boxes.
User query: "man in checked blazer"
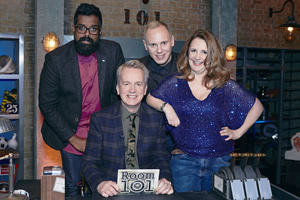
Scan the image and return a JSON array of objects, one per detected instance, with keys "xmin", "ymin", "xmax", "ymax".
[
  {"xmin": 81, "ymin": 60, "xmax": 173, "ymax": 197},
  {"xmin": 39, "ymin": 3, "xmax": 124, "ymax": 197}
]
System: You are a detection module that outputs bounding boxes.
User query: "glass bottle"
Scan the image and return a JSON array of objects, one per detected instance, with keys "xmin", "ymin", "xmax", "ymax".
[{"xmin": 257, "ymin": 86, "xmax": 269, "ymax": 121}]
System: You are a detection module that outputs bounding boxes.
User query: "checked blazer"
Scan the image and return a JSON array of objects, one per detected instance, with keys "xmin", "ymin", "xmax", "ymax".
[{"xmin": 81, "ymin": 102, "xmax": 172, "ymax": 193}]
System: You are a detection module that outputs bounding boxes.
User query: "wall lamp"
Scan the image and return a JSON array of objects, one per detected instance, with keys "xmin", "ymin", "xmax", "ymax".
[
  {"xmin": 269, "ymin": 0, "xmax": 300, "ymax": 42},
  {"xmin": 42, "ymin": 32, "xmax": 60, "ymax": 52},
  {"xmin": 225, "ymin": 44, "xmax": 237, "ymax": 61}
]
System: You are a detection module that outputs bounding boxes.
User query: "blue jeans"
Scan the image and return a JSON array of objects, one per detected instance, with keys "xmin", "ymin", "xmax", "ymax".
[
  {"xmin": 171, "ymin": 154, "xmax": 231, "ymax": 192},
  {"xmin": 61, "ymin": 150, "xmax": 82, "ymax": 197}
]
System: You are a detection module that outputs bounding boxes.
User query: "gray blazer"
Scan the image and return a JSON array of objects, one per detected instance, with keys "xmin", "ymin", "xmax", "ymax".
[{"xmin": 39, "ymin": 39, "xmax": 125, "ymax": 150}]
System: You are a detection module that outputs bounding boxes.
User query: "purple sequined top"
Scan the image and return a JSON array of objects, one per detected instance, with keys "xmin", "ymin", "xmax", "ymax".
[{"xmin": 150, "ymin": 75, "xmax": 256, "ymax": 158}]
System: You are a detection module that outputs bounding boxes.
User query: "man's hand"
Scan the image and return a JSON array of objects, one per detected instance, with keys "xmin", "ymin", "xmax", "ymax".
[
  {"xmin": 156, "ymin": 178, "xmax": 174, "ymax": 195},
  {"xmin": 97, "ymin": 181, "xmax": 120, "ymax": 198},
  {"xmin": 68, "ymin": 135, "xmax": 86, "ymax": 152}
]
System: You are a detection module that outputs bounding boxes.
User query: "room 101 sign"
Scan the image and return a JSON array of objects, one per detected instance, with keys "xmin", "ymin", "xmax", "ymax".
[{"xmin": 117, "ymin": 169, "xmax": 159, "ymax": 194}]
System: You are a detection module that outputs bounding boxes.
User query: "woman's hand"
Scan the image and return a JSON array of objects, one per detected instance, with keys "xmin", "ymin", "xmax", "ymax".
[
  {"xmin": 146, "ymin": 94, "xmax": 180, "ymax": 127},
  {"xmin": 163, "ymin": 104, "xmax": 180, "ymax": 127},
  {"xmin": 220, "ymin": 98, "xmax": 264, "ymax": 141},
  {"xmin": 220, "ymin": 127, "xmax": 242, "ymax": 141}
]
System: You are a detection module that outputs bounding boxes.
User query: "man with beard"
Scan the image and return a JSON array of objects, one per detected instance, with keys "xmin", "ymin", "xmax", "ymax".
[{"xmin": 39, "ymin": 3, "xmax": 124, "ymax": 197}]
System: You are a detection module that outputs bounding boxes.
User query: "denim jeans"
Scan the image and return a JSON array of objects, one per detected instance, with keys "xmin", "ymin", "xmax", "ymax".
[
  {"xmin": 60, "ymin": 150, "xmax": 82, "ymax": 197},
  {"xmin": 171, "ymin": 154, "xmax": 231, "ymax": 192}
]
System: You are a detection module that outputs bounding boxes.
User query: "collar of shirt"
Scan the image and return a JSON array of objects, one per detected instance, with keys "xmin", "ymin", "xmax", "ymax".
[
  {"xmin": 121, "ymin": 104, "xmax": 140, "ymax": 120},
  {"xmin": 150, "ymin": 51, "xmax": 176, "ymax": 75},
  {"xmin": 77, "ymin": 51, "xmax": 97, "ymax": 63}
]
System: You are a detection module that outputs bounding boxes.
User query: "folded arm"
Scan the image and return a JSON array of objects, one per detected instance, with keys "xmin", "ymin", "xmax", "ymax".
[{"xmin": 146, "ymin": 93, "xmax": 180, "ymax": 127}]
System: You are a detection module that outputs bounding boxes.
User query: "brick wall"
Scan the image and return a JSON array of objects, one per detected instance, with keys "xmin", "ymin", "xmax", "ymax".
[
  {"xmin": 238, "ymin": 0, "xmax": 300, "ymax": 49},
  {"xmin": 0, "ymin": 0, "xmax": 35, "ymax": 179},
  {"xmin": 64, "ymin": 0, "xmax": 212, "ymax": 41}
]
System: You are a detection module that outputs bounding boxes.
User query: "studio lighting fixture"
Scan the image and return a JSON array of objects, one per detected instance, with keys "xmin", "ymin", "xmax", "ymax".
[
  {"xmin": 42, "ymin": 32, "xmax": 60, "ymax": 52},
  {"xmin": 269, "ymin": 0, "xmax": 300, "ymax": 42},
  {"xmin": 225, "ymin": 44, "xmax": 237, "ymax": 61}
]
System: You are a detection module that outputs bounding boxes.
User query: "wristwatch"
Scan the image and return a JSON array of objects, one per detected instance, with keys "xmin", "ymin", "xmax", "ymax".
[{"xmin": 160, "ymin": 102, "xmax": 167, "ymax": 111}]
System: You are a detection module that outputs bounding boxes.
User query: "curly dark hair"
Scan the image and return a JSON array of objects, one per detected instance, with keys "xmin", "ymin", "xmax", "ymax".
[{"xmin": 74, "ymin": 3, "xmax": 102, "ymax": 28}]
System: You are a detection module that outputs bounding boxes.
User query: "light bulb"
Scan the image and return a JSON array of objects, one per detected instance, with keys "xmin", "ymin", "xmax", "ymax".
[
  {"xmin": 225, "ymin": 44, "xmax": 237, "ymax": 61},
  {"xmin": 43, "ymin": 32, "xmax": 60, "ymax": 52},
  {"xmin": 284, "ymin": 27, "xmax": 296, "ymax": 42},
  {"xmin": 49, "ymin": 40, "xmax": 56, "ymax": 47}
]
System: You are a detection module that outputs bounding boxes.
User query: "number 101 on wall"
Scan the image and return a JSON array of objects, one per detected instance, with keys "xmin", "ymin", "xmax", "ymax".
[{"xmin": 124, "ymin": 9, "xmax": 160, "ymax": 25}]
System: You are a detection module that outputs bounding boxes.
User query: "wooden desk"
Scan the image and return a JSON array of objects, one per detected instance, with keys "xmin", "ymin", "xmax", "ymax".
[{"xmin": 1, "ymin": 180, "xmax": 299, "ymax": 200}]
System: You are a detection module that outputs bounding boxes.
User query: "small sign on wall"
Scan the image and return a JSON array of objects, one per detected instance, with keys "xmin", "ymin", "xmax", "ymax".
[{"xmin": 124, "ymin": 9, "xmax": 160, "ymax": 25}]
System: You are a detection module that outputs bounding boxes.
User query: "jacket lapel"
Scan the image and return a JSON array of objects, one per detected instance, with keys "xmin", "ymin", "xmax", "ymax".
[
  {"xmin": 113, "ymin": 102, "xmax": 125, "ymax": 162},
  {"xmin": 137, "ymin": 103, "xmax": 146, "ymax": 153},
  {"xmin": 68, "ymin": 43, "xmax": 82, "ymax": 105},
  {"xmin": 96, "ymin": 41, "xmax": 107, "ymax": 101}
]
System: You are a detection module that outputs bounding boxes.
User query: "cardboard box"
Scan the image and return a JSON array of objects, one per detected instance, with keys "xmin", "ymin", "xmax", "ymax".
[{"xmin": 41, "ymin": 175, "xmax": 65, "ymax": 200}]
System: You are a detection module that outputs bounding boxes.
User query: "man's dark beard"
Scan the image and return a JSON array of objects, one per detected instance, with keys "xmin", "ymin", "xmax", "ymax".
[{"xmin": 74, "ymin": 36, "xmax": 99, "ymax": 56}]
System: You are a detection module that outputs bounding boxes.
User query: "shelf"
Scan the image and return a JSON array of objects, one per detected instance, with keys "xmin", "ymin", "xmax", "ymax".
[
  {"xmin": 283, "ymin": 97, "xmax": 300, "ymax": 101},
  {"xmin": 237, "ymin": 47, "xmax": 300, "ymax": 185},
  {"xmin": 284, "ymin": 87, "xmax": 300, "ymax": 91},
  {"xmin": 0, "ymin": 74, "xmax": 20, "ymax": 79},
  {"xmin": 0, "ymin": 114, "xmax": 19, "ymax": 120},
  {"xmin": 246, "ymin": 77, "xmax": 280, "ymax": 81},
  {"xmin": 283, "ymin": 78, "xmax": 300, "ymax": 82},
  {"xmin": 260, "ymin": 98, "xmax": 280, "ymax": 102},
  {"xmin": 0, "ymin": 33, "xmax": 24, "ymax": 182},
  {"xmin": 255, "ymin": 119, "xmax": 278, "ymax": 124},
  {"xmin": 283, "ymin": 115, "xmax": 300, "ymax": 120},
  {"xmin": 284, "ymin": 59, "xmax": 300, "ymax": 62},
  {"xmin": 282, "ymin": 125, "xmax": 300, "ymax": 131},
  {"xmin": 283, "ymin": 68, "xmax": 300, "ymax": 72},
  {"xmin": 283, "ymin": 106, "xmax": 300, "ymax": 111},
  {"xmin": 251, "ymin": 58, "xmax": 281, "ymax": 62},
  {"xmin": 238, "ymin": 65, "xmax": 281, "ymax": 70}
]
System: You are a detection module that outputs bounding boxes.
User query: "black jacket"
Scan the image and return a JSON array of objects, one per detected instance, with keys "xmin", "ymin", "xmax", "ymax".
[
  {"xmin": 138, "ymin": 52, "xmax": 178, "ymax": 94},
  {"xmin": 39, "ymin": 39, "xmax": 125, "ymax": 150}
]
